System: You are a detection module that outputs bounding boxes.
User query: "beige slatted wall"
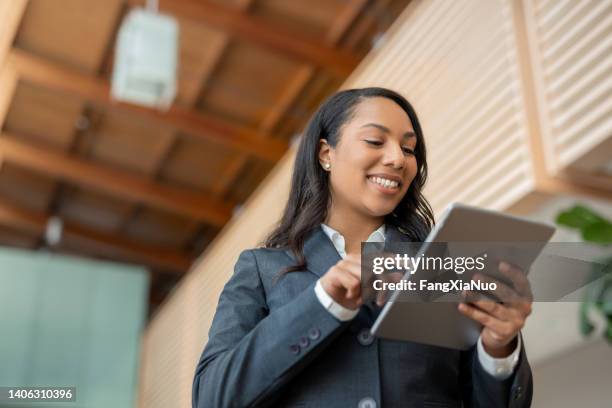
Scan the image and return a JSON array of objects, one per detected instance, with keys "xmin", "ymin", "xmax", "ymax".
[
  {"xmin": 138, "ymin": 291, "xmax": 189, "ymax": 408},
  {"xmin": 345, "ymin": 0, "xmax": 537, "ymax": 214},
  {"xmin": 523, "ymin": 0, "xmax": 612, "ymax": 172},
  {"xmin": 137, "ymin": 153, "xmax": 296, "ymax": 408}
]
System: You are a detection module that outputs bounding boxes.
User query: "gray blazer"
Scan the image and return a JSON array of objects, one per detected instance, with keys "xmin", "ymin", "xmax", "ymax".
[{"xmin": 193, "ymin": 225, "xmax": 533, "ymax": 407}]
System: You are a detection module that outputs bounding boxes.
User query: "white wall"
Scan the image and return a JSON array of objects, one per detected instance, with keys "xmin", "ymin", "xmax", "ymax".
[
  {"xmin": 532, "ymin": 339, "xmax": 612, "ymax": 408},
  {"xmin": 521, "ymin": 194, "xmax": 612, "ymax": 407}
]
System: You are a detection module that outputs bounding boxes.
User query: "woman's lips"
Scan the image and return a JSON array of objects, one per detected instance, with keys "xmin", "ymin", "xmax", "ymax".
[{"xmin": 366, "ymin": 176, "xmax": 401, "ymax": 195}]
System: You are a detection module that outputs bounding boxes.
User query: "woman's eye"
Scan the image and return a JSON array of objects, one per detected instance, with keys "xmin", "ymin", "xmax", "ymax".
[
  {"xmin": 402, "ymin": 147, "xmax": 415, "ymax": 155},
  {"xmin": 365, "ymin": 140, "xmax": 383, "ymax": 146}
]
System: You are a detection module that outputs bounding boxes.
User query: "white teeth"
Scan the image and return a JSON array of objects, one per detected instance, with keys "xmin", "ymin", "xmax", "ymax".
[{"xmin": 369, "ymin": 176, "xmax": 399, "ymax": 189}]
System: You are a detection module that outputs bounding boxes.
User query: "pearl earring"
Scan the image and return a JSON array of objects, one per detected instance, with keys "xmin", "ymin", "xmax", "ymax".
[{"xmin": 324, "ymin": 163, "xmax": 331, "ymax": 170}]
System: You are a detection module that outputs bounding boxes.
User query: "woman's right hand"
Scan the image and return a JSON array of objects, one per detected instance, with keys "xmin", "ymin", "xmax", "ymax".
[{"xmin": 319, "ymin": 253, "xmax": 363, "ymax": 310}]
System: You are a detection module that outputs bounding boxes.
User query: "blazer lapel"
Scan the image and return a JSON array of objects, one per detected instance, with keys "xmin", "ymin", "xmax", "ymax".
[
  {"xmin": 284, "ymin": 226, "xmax": 341, "ymax": 278},
  {"xmin": 284, "ymin": 224, "xmax": 414, "ymax": 279},
  {"xmin": 385, "ymin": 224, "xmax": 412, "ymax": 242}
]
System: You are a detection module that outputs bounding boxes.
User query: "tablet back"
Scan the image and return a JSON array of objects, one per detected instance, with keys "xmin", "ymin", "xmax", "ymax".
[{"xmin": 370, "ymin": 203, "xmax": 555, "ymax": 350}]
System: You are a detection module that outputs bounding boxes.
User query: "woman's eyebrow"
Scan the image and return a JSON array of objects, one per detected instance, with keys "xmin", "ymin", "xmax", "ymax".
[{"xmin": 360, "ymin": 123, "xmax": 416, "ymax": 139}]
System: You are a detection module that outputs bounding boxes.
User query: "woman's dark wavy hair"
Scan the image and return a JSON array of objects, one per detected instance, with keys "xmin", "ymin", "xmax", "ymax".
[{"xmin": 264, "ymin": 87, "xmax": 434, "ymax": 275}]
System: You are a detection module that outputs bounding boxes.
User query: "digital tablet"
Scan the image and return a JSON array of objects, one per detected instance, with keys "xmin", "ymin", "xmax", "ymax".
[{"xmin": 370, "ymin": 202, "xmax": 556, "ymax": 350}]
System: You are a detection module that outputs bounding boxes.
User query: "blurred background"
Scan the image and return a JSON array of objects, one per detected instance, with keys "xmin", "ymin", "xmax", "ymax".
[{"xmin": 0, "ymin": 0, "xmax": 610, "ymax": 407}]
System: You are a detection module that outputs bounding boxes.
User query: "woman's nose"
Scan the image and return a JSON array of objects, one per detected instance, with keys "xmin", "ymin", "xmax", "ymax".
[{"xmin": 382, "ymin": 145, "xmax": 405, "ymax": 169}]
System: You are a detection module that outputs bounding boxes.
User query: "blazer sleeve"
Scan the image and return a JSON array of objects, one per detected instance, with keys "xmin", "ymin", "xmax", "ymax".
[
  {"xmin": 459, "ymin": 334, "xmax": 533, "ymax": 408},
  {"xmin": 192, "ymin": 249, "xmax": 347, "ymax": 408}
]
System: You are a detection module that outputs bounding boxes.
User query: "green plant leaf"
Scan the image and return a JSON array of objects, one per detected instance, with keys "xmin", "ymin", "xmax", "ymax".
[
  {"xmin": 582, "ymin": 221, "xmax": 612, "ymax": 244},
  {"xmin": 556, "ymin": 205, "xmax": 607, "ymax": 229},
  {"xmin": 556, "ymin": 206, "xmax": 612, "ymax": 344}
]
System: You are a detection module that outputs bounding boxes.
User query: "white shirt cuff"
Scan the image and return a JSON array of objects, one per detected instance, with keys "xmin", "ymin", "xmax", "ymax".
[
  {"xmin": 314, "ymin": 279, "xmax": 359, "ymax": 322},
  {"xmin": 477, "ymin": 334, "xmax": 521, "ymax": 380}
]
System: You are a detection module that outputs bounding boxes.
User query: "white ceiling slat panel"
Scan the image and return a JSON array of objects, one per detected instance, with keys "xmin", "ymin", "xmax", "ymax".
[
  {"xmin": 428, "ymin": 77, "xmax": 514, "ymax": 162},
  {"xmin": 556, "ymin": 80, "xmax": 612, "ymax": 138},
  {"xmin": 541, "ymin": 0, "xmax": 595, "ymax": 46},
  {"xmin": 416, "ymin": 40, "xmax": 508, "ymax": 120},
  {"xmin": 428, "ymin": 116, "xmax": 518, "ymax": 193},
  {"xmin": 434, "ymin": 147, "xmax": 524, "ymax": 208},
  {"xmin": 526, "ymin": 0, "xmax": 612, "ymax": 172},
  {"xmin": 346, "ymin": 0, "xmax": 535, "ymax": 215},
  {"xmin": 542, "ymin": 1, "xmax": 609, "ymax": 60},
  {"xmin": 423, "ymin": 48, "xmax": 508, "ymax": 138},
  {"xmin": 546, "ymin": 13, "xmax": 611, "ymax": 79},
  {"xmin": 390, "ymin": 2, "xmax": 471, "ymax": 87},
  {"xmin": 408, "ymin": 7, "xmax": 506, "ymax": 104},
  {"xmin": 551, "ymin": 48, "xmax": 611, "ymax": 116},
  {"xmin": 535, "ymin": 0, "xmax": 572, "ymax": 24}
]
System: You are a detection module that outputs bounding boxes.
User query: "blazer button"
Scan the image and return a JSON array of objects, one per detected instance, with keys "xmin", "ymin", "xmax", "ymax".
[
  {"xmin": 289, "ymin": 344, "xmax": 300, "ymax": 355},
  {"xmin": 357, "ymin": 397, "xmax": 377, "ymax": 408},
  {"xmin": 308, "ymin": 328, "xmax": 321, "ymax": 340},
  {"xmin": 357, "ymin": 329, "xmax": 375, "ymax": 346},
  {"xmin": 513, "ymin": 385, "xmax": 523, "ymax": 400},
  {"xmin": 299, "ymin": 336, "xmax": 310, "ymax": 348}
]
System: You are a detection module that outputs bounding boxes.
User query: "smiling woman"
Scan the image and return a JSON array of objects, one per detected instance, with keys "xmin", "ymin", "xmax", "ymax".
[
  {"xmin": 320, "ymin": 98, "xmax": 419, "ymax": 226},
  {"xmin": 192, "ymin": 88, "xmax": 534, "ymax": 408},
  {"xmin": 267, "ymin": 88, "xmax": 433, "ymax": 270}
]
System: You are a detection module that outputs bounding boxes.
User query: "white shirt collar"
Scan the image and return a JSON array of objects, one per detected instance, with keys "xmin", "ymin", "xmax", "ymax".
[{"xmin": 320, "ymin": 223, "xmax": 386, "ymax": 259}]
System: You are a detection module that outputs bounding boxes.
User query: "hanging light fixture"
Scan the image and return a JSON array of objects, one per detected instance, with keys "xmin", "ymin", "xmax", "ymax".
[
  {"xmin": 111, "ymin": 0, "xmax": 179, "ymax": 110},
  {"xmin": 45, "ymin": 216, "xmax": 63, "ymax": 247}
]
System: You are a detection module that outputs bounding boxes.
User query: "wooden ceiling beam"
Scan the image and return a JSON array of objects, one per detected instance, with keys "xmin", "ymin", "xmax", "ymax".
[
  {"xmin": 0, "ymin": 57, "xmax": 18, "ymax": 129},
  {"xmin": 344, "ymin": 0, "xmax": 394, "ymax": 50},
  {"xmin": 215, "ymin": 0, "xmax": 369, "ymax": 199},
  {"xmin": 0, "ymin": 0, "xmax": 27, "ymax": 66},
  {"xmin": 0, "ymin": 134, "xmax": 233, "ymax": 226},
  {"xmin": 197, "ymin": 0, "xmax": 257, "ymax": 199},
  {"xmin": 561, "ymin": 168, "xmax": 612, "ymax": 197},
  {"xmin": 258, "ymin": 0, "xmax": 368, "ymax": 135},
  {"xmin": 0, "ymin": 0, "xmax": 25, "ymax": 128},
  {"xmin": 184, "ymin": 0, "xmax": 256, "ymax": 107},
  {"xmin": 0, "ymin": 197, "xmax": 191, "ymax": 272},
  {"xmin": 9, "ymin": 48, "xmax": 287, "ymax": 162},
  {"xmin": 128, "ymin": 0, "xmax": 361, "ymax": 77}
]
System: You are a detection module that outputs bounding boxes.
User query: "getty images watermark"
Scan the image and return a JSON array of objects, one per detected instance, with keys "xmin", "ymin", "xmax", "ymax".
[
  {"xmin": 371, "ymin": 252, "xmax": 494, "ymax": 293},
  {"xmin": 360, "ymin": 241, "xmax": 612, "ymax": 303}
]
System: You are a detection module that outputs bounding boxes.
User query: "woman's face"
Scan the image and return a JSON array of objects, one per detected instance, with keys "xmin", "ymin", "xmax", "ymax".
[{"xmin": 319, "ymin": 97, "xmax": 418, "ymax": 220}]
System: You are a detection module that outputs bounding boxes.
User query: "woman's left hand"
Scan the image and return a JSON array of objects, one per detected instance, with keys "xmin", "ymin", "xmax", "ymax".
[{"xmin": 457, "ymin": 261, "xmax": 533, "ymax": 357}]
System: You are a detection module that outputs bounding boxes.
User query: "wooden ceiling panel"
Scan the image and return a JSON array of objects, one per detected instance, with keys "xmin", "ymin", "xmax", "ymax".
[
  {"xmin": 0, "ymin": 162, "xmax": 55, "ymax": 213},
  {"xmin": 226, "ymin": 156, "xmax": 273, "ymax": 203},
  {"xmin": 57, "ymin": 187, "xmax": 134, "ymax": 233},
  {"xmin": 340, "ymin": 0, "xmax": 406, "ymax": 53},
  {"xmin": 185, "ymin": 225, "xmax": 219, "ymax": 255},
  {"xmin": 88, "ymin": 110, "xmax": 176, "ymax": 176},
  {"xmin": 4, "ymin": 82, "xmax": 82, "ymax": 150},
  {"xmin": 175, "ymin": 19, "xmax": 227, "ymax": 106},
  {"xmin": 0, "ymin": 192, "xmax": 191, "ymax": 271},
  {"xmin": 0, "ymin": 225, "xmax": 37, "ymax": 249},
  {"xmin": 274, "ymin": 71, "xmax": 338, "ymax": 140},
  {"xmin": 51, "ymin": 242, "xmax": 115, "ymax": 264},
  {"xmin": 198, "ymin": 40, "xmax": 303, "ymax": 127},
  {"xmin": 123, "ymin": 207, "xmax": 198, "ymax": 248},
  {"xmin": 208, "ymin": 0, "xmax": 255, "ymax": 8},
  {"xmin": 15, "ymin": 0, "xmax": 124, "ymax": 73},
  {"xmin": 9, "ymin": 49, "xmax": 286, "ymax": 161},
  {"xmin": 0, "ymin": 0, "xmax": 414, "ymax": 313},
  {"xmin": 160, "ymin": 136, "xmax": 234, "ymax": 192},
  {"xmin": 253, "ymin": 0, "xmax": 347, "ymax": 39}
]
